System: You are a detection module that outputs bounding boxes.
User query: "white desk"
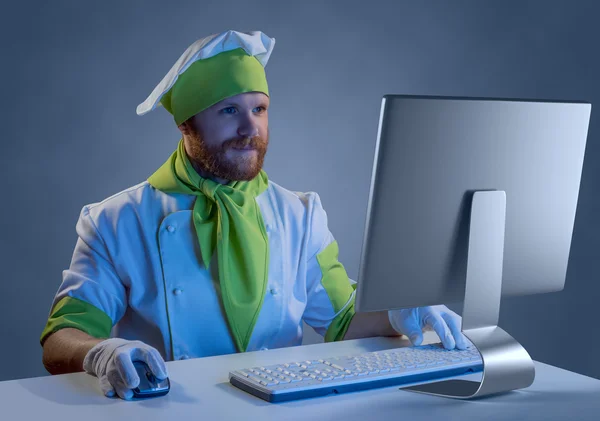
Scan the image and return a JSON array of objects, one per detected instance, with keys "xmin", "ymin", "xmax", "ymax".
[{"xmin": 2, "ymin": 332, "xmax": 599, "ymax": 421}]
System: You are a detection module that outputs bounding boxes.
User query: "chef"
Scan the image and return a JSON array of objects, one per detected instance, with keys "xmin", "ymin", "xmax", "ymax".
[{"xmin": 40, "ymin": 30, "xmax": 468, "ymax": 400}]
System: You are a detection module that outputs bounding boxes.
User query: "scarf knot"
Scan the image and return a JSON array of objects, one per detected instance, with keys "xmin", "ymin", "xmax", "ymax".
[{"xmin": 198, "ymin": 178, "xmax": 222, "ymax": 201}]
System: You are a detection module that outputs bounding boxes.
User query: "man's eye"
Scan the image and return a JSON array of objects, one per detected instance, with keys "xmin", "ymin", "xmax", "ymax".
[{"xmin": 221, "ymin": 106, "xmax": 266, "ymax": 114}]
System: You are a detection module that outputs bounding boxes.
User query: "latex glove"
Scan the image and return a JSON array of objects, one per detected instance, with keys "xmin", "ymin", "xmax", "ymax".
[
  {"xmin": 83, "ymin": 338, "xmax": 169, "ymax": 400},
  {"xmin": 388, "ymin": 305, "xmax": 470, "ymax": 350}
]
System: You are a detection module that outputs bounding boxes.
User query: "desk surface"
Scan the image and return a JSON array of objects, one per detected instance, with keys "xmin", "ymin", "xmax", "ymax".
[{"xmin": 2, "ymin": 332, "xmax": 599, "ymax": 421}]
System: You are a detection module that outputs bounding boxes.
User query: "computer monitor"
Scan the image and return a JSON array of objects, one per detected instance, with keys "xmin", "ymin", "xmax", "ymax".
[{"xmin": 355, "ymin": 95, "xmax": 591, "ymax": 398}]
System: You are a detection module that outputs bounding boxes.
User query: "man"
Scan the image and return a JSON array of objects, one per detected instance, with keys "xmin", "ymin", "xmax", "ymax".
[{"xmin": 40, "ymin": 30, "xmax": 468, "ymax": 400}]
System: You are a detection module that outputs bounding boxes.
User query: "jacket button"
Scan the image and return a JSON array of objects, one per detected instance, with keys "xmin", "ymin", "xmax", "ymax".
[
  {"xmin": 179, "ymin": 355, "xmax": 189, "ymax": 360},
  {"xmin": 270, "ymin": 288, "xmax": 279, "ymax": 296},
  {"xmin": 173, "ymin": 288, "xmax": 183, "ymax": 295},
  {"xmin": 167, "ymin": 225, "xmax": 176, "ymax": 233}
]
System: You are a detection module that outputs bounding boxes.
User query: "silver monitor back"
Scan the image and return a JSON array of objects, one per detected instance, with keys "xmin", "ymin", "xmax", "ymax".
[{"xmin": 355, "ymin": 95, "xmax": 591, "ymax": 313}]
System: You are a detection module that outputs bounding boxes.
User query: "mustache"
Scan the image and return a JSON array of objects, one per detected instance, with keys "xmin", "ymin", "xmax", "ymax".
[{"xmin": 226, "ymin": 136, "xmax": 266, "ymax": 149}]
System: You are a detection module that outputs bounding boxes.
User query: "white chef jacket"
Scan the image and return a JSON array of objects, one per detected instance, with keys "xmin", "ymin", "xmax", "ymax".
[{"xmin": 40, "ymin": 179, "xmax": 356, "ymax": 361}]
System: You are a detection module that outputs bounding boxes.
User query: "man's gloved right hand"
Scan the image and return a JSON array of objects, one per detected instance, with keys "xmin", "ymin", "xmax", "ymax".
[{"xmin": 83, "ymin": 338, "xmax": 169, "ymax": 400}]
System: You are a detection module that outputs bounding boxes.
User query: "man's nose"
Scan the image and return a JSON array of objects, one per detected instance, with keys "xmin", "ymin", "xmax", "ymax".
[{"xmin": 237, "ymin": 118, "xmax": 260, "ymax": 138}]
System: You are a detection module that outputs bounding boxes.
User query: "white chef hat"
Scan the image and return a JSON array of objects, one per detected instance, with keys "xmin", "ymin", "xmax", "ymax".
[{"xmin": 136, "ymin": 30, "xmax": 276, "ymax": 125}]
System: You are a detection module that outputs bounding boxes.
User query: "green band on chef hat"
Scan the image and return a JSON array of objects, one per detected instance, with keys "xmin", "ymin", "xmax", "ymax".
[{"xmin": 160, "ymin": 48, "xmax": 270, "ymax": 126}]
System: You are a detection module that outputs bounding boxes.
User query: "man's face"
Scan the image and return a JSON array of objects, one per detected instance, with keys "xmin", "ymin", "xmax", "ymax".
[{"xmin": 181, "ymin": 91, "xmax": 270, "ymax": 182}]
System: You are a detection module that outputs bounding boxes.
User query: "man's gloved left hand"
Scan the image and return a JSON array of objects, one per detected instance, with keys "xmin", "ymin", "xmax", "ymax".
[{"xmin": 388, "ymin": 305, "xmax": 470, "ymax": 350}]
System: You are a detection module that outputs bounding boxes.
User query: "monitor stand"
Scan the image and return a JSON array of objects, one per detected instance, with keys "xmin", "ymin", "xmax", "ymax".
[{"xmin": 400, "ymin": 190, "xmax": 535, "ymax": 399}]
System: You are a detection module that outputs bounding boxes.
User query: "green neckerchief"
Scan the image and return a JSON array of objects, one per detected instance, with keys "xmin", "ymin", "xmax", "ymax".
[{"xmin": 148, "ymin": 139, "xmax": 269, "ymax": 353}]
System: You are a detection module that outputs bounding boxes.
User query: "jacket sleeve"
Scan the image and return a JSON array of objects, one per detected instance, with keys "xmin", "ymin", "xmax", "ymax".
[
  {"xmin": 40, "ymin": 205, "xmax": 127, "ymax": 345},
  {"xmin": 301, "ymin": 192, "xmax": 356, "ymax": 342}
]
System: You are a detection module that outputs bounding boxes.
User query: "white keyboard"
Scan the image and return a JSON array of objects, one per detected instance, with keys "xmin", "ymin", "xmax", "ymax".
[{"xmin": 229, "ymin": 342, "xmax": 483, "ymax": 402}]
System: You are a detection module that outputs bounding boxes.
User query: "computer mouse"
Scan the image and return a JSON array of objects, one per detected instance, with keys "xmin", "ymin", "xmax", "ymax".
[{"xmin": 132, "ymin": 360, "xmax": 170, "ymax": 398}]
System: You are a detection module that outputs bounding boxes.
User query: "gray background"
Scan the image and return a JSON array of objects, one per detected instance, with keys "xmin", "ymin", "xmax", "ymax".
[{"xmin": 0, "ymin": 0, "xmax": 598, "ymax": 385}]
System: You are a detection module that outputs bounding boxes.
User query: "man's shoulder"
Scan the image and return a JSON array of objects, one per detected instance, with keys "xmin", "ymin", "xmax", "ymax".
[
  {"xmin": 86, "ymin": 180, "xmax": 150, "ymax": 207},
  {"xmin": 266, "ymin": 180, "xmax": 331, "ymax": 253},
  {"xmin": 83, "ymin": 181, "xmax": 191, "ymax": 220},
  {"xmin": 265, "ymin": 180, "xmax": 322, "ymax": 212}
]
